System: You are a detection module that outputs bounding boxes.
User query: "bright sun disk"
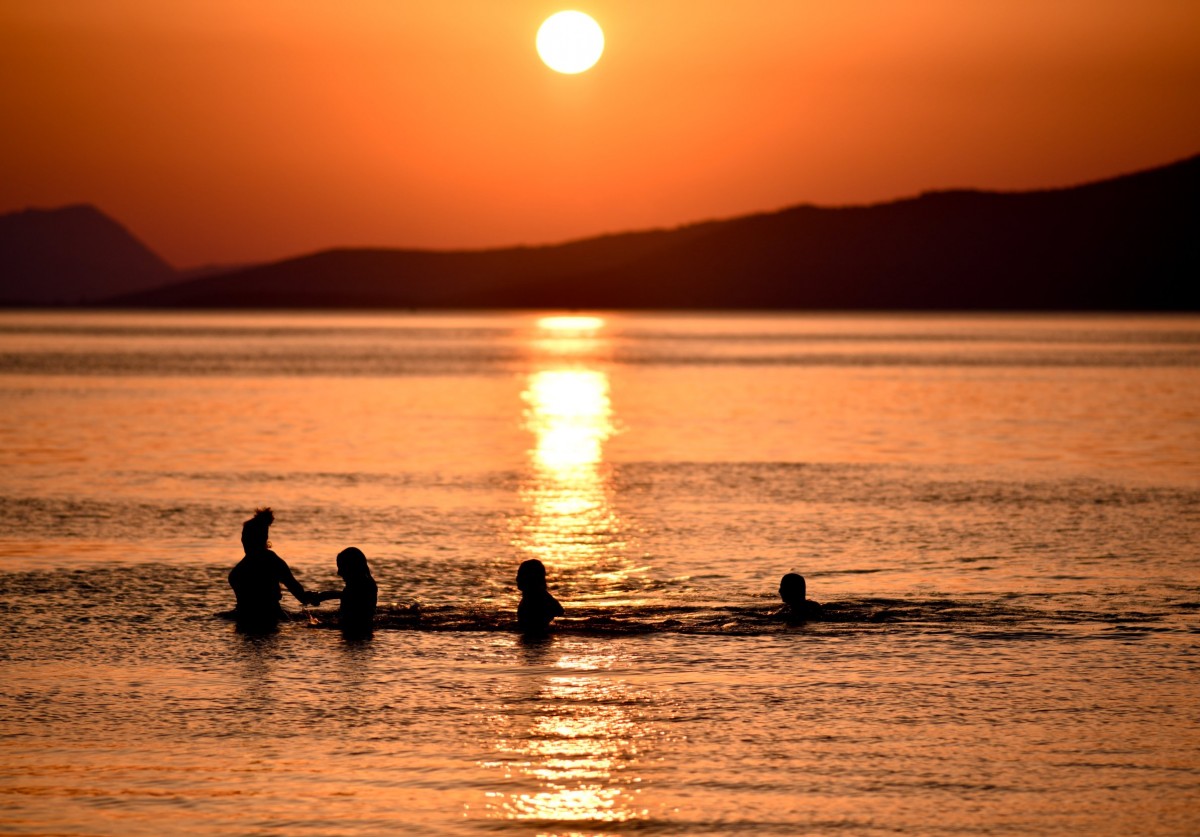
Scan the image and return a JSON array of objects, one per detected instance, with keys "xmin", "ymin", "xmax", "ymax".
[{"xmin": 536, "ymin": 11, "xmax": 605, "ymax": 75}]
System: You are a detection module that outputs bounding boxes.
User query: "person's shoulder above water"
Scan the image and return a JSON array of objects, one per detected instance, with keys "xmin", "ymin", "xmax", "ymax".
[
  {"xmin": 783, "ymin": 598, "xmax": 824, "ymax": 621},
  {"xmin": 241, "ymin": 547, "xmax": 289, "ymax": 568},
  {"xmin": 518, "ymin": 588, "xmax": 564, "ymax": 627},
  {"xmin": 777, "ymin": 572, "xmax": 823, "ymax": 622}
]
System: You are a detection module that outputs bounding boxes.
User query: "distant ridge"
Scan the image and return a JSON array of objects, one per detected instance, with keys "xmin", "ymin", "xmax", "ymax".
[
  {"xmin": 18, "ymin": 155, "xmax": 1200, "ymax": 311},
  {"xmin": 110, "ymin": 155, "xmax": 1198, "ymax": 311},
  {"xmin": 0, "ymin": 205, "xmax": 178, "ymax": 304}
]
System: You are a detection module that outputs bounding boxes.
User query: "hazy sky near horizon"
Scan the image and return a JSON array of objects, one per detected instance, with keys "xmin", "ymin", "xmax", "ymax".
[{"xmin": 2, "ymin": 1, "xmax": 1198, "ymax": 267}]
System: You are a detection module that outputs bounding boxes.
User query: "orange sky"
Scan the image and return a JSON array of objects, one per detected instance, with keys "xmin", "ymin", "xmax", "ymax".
[{"xmin": 2, "ymin": 1, "xmax": 1198, "ymax": 267}]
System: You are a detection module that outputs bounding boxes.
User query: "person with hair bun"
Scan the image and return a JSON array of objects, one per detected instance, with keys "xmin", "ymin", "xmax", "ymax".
[{"xmin": 228, "ymin": 507, "xmax": 318, "ymax": 626}]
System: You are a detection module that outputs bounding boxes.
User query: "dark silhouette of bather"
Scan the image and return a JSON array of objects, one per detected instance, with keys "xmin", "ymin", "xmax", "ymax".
[
  {"xmin": 314, "ymin": 546, "xmax": 378, "ymax": 634},
  {"xmin": 516, "ymin": 558, "xmax": 564, "ymax": 634},
  {"xmin": 778, "ymin": 572, "xmax": 823, "ymax": 622},
  {"xmin": 228, "ymin": 508, "xmax": 318, "ymax": 627}
]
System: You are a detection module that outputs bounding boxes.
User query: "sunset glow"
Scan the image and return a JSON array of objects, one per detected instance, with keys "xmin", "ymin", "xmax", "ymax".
[
  {"xmin": 1, "ymin": 2, "xmax": 1197, "ymax": 267},
  {"xmin": 1, "ymin": 0, "xmax": 1197, "ymax": 824}
]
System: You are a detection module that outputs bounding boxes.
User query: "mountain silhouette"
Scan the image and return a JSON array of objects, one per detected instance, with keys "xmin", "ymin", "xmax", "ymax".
[
  {"xmin": 0, "ymin": 205, "xmax": 178, "ymax": 304},
  {"xmin": 111, "ymin": 155, "xmax": 1196, "ymax": 310},
  {"xmin": 13, "ymin": 155, "xmax": 1199, "ymax": 310}
]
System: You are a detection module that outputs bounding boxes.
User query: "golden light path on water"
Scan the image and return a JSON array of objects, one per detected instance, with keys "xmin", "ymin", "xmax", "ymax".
[
  {"xmin": 482, "ymin": 315, "xmax": 651, "ymax": 828},
  {"xmin": 479, "ymin": 647, "xmax": 651, "ymax": 827},
  {"xmin": 510, "ymin": 315, "xmax": 626, "ymax": 579}
]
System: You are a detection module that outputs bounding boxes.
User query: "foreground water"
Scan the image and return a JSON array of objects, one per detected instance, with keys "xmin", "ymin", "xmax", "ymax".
[{"xmin": 1, "ymin": 311, "xmax": 1198, "ymax": 835}]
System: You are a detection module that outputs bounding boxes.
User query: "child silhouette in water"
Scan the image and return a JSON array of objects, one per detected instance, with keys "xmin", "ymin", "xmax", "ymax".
[
  {"xmin": 228, "ymin": 507, "xmax": 319, "ymax": 626},
  {"xmin": 516, "ymin": 559, "xmax": 564, "ymax": 633},
  {"xmin": 778, "ymin": 572, "xmax": 823, "ymax": 622},
  {"xmin": 314, "ymin": 547, "xmax": 378, "ymax": 632}
]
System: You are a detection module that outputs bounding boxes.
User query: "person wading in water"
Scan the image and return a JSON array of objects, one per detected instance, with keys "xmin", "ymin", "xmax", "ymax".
[{"xmin": 228, "ymin": 507, "xmax": 318, "ymax": 628}]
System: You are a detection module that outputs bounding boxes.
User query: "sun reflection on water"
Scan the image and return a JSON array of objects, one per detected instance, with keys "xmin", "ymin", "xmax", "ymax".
[
  {"xmin": 477, "ymin": 645, "xmax": 651, "ymax": 828},
  {"xmin": 536, "ymin": 315, "xmax": 606, "ymax": 333},
  {"xmin": 511, "ymin": 316, "xmax": 627, "ymax": 575},
  {"xmin": 527, "ymin": 370, "xmax": 612, "ymax": 473},
  {"xmin": 477, "ymin": 317, "xmax": 654, "ymax": 829}
]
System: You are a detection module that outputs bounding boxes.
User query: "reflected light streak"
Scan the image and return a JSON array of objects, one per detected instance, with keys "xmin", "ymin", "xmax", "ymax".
[
  {"xmin": 484, "ymin": 318, "xmax": 656, "ymax": 825},
  {"xmin": 526, "ymin": 370, "xmax": 612, "ymax": 472},
  {"xmin": 479, "ymin": 654, "xmax": 651, "ymax": 826},
  {"xmin": 515, "ymin": 368, "xmax": 620, "ymax": 569},
  {"xmin": 514, "ymin": 316, "xmax": 626, "ymax": 574},
  {"xmin": 536, "ymin": 315, "xmax": 605, "ymax": 333},
  {"xmin": 531, "ymin": 314, "xmax": 608, "ymax": 359}
]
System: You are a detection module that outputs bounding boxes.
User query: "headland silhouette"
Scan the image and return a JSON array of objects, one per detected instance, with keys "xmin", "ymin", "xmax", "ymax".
[{"xmin": 3, "ymin": 154, "xmax": 1196, "ymax": 309}]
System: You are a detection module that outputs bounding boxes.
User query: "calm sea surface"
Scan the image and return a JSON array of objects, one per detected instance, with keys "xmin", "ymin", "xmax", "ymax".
[{"xmin": 1, "ymin": 311, "xmax": 1198, "ymax": 835}]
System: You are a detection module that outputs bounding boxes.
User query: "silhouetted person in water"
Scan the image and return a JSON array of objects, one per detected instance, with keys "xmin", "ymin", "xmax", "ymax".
[
  {"xmin": 228, "ymin": 508, "xmax": 318, "ymax": 627},
  {"xmin": 313, "ymin": 547, "xmax": 378, "ymax": 634},
  {"xmin": 778, "ymin": 572, "xmax": 823, "ymax": 622},
  {"xmin": 516, "ymin": 558, "xmax": 563, "ymax": 634}
]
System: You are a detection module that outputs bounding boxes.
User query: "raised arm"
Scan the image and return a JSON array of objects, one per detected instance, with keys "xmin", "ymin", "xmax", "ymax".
[{"xmin": 273, "ymin": 555, "xmax": 319, "ymax": 605}]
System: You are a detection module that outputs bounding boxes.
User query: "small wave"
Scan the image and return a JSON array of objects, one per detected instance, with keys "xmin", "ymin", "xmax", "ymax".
[{"xmin": 273, "ymin": 596, "xmax": 1186, "ymax": 637}]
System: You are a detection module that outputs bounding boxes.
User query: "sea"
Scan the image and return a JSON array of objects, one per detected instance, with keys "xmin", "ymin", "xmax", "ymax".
[{"xmin": 0, "ymin": 310, "xmax": 1197, "ymax": 836}]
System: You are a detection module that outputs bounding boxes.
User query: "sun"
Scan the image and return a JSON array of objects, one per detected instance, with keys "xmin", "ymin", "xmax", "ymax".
[{"xmin": 536, "ymin": 11, "xmax": 605, "ymax": 75}]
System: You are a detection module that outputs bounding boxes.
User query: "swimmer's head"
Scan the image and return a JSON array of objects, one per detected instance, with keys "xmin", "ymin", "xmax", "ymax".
[
  {"xmin": 336, "ymin": 546, "xmax": 372, "ymax": 580},
  {"xmin": 779, "ymin": 572, "xmax": 806, "ymax": 605},
  {"xmin": 241, "ymin": 507, "xmax": 273, "ymax": 552},
  {"xmin": 516, "ymin": 559, "xmax": 548, "ymax": 593}
]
